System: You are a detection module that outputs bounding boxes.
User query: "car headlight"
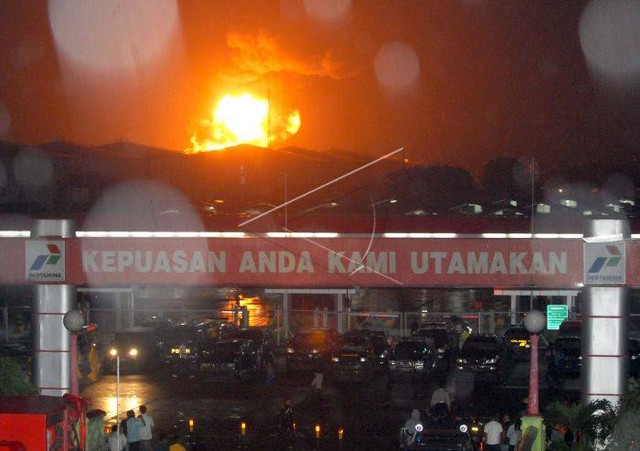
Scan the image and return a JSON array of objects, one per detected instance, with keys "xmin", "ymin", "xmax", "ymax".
[
  {"xmin": 286, "ymin": 347, "xmax": 295, "ymax": 354},
  {"xmin": 360, "ymin": 357, "xmax": 366, "ymax": 363},
  {"xmin": 389, "ymin": 360, "xmax": 397, "ymax": 367},
  {"xmin": 310, "ymin": 348, "xmax": 319, "ymax": 354},
  {"xmin": 456, "ymin": 358, "xmax": 466, "ymax": 364},
  {"xmin": 331, "ymin": 357, "xmax": 340, "ymax": 363},
  {"xmin": 129, "ymin": 348, "xmax": 138, "ymax": 357},
  {"xmin": 631, "ymin": 355, "xmax": 638, "ymax": 360},
  {"xmin": 109, "ymin": 348, "xmax": 118, "ymax": 357}
]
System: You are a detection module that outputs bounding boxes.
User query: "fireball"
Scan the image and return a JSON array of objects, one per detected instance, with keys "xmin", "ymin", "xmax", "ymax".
[{"xmin": 187, "ymin": 93, "xmax": 301, "ymax": 153}]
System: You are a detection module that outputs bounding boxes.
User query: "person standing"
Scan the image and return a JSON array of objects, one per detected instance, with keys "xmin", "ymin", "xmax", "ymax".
[
  {"xmin": 310, "ymin": 359, "xmax": 324, "ymax": 391},
  {"xmin": 108, "ymin": 425, "xmax": 127, "ymax": 451},
  {"xmin": 279, "ymin": 397, "xmax": 296, "ymax": 448},
  {"xmin": 400, "ymin": 409, "xmax": 423, "ymax": 449},
  {"xmin": 430, "ymin": 385, "xmax": 452, "ymax": 412},
  {"xmin": 505, "ymin": 418, "xmax": 522, "ymax": 451},
  {"xmin": 138, "ymin": 405, "xmax": 155, "ymax": 451},
  {"xmin": 483, "ymin": 414, "xmax": 504, "ymax": 451},
  {"xmin": 125, "ymin": 409, "xmax": 142, "ymax": 451}
]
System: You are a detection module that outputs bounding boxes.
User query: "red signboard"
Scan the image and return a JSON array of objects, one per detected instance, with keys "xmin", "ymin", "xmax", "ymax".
[{"xmin": 0, "ymin": 237, "xmax": 591, "ymax": 288}]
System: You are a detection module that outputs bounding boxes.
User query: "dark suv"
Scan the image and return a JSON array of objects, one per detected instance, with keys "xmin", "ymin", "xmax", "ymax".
[
  {"xmin": 342, "ymin": 330, "xmax": 392, "ymax": 367},
  {"xmin": 286, "ymin": 329, "xmax": 338, "ymax": 372},
  {"xmin": 199, "ymin": 338, "xmax": 260, "ymax": 380},
  {"xmin": 455, "ymin": 334, "xmax": 512, "ymax": 383},
  {"xmin": 547, "ymin": 336, "xmax": 582, "ymax": 380},
  {"xmin": 104, "ymin": 327, "xmax": 161, "ymax": 374},
  {"xmin": 157, "ymin": 323, "xmax": 206, "ymax": 373},
  {"xmin": 388, "ymin": 337, "xmax": 438, "ymax": 381},
  {"xmin": 330, "ymin": 341, "xmax": 375, "ymax": 383},
  {"xmin": 502, "ymin": 325, "xmax": 531, "ymax": 362},
  {"xmin": 414, "ymin": 327, "xmax": 457, "ymax": 371}
]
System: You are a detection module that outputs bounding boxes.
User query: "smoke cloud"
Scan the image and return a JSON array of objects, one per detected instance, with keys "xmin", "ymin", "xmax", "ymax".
[{"xmin": 220, "ymin": 30, "xmax": 345, "ymax": 83}]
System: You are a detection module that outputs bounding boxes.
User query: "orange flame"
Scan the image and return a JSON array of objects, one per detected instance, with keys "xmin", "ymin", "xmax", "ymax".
[{"xmin": 186, "ymin": 93, "xmax": 301, "ymax": 153}]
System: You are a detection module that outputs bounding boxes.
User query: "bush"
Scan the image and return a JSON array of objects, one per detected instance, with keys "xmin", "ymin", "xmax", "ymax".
[{"xmin": 0, "ymin": 356, "xmax": 37, "ymax": 395}]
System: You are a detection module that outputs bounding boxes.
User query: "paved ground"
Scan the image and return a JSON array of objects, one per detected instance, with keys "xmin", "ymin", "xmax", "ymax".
[{"xmin": 81, "ymin": 350, "xmax": 580, "ymax": 449}]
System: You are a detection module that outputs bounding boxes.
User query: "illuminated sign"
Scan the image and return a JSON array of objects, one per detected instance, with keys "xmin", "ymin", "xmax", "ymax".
[{"xmin": 547, "ymin": 305, "xmax": 569, "ymax": 330}]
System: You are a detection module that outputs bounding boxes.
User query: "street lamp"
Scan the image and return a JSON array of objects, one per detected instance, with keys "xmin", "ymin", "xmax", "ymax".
[
  {"xmin": 522, "ymin": 310, "xmax": 546, "ymax": 451},
  {"xmin": 63, "ymin": 310, "xmax": 85, "ymax": 396}
]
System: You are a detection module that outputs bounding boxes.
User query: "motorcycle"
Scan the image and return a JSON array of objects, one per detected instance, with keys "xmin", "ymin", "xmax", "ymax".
[
  {"xmin": 457, "ymin": 415, "xmax": 489, "ymax": 450},
  {"xmin": 400, "ymin": 422, "xmax": 426, "ymax": 449}
]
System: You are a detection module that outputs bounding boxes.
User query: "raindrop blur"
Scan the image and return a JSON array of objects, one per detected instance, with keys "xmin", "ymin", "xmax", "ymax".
[
  {"xmin": 82, "ymin": 180, "xmax": 207, "ymax": 286},
  {"xmin": 13, "ymin": 147, "xmax": 53, "ymax": 189},
  {"xmin": 0, "ymin": 103, "xmax": 11, "ymax": 138},
  {"xmin": 579, "ymin": 0, "xmax": 640, "ymax": 85},
  {"xmin": 47, "ymin": 0, "xmax": 181, "ymax": 75},
  {"xmin": 303, "ymin": 0, "xmax": 352, "ymax": 21},
  {"xmin": 374, "ymin": 41, "xmax": 421, "ymax": 92},
  {"xmin": 84, "ymin": 180, "xmax": 204, "ymax": 232}
]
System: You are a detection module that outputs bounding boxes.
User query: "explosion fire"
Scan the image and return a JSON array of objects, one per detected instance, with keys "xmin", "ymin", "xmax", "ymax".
[{"xmin": 186, "ymin": 93, "xmax": 301, "ymax": 153}]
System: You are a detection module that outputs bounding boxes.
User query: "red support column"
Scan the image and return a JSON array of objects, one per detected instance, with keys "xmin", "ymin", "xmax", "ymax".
[{"xmin": 528, "ymin": 333, "xmax": 539, "ymax": 416}]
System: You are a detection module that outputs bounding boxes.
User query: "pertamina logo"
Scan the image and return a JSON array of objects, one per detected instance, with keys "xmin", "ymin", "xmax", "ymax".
[
  {"xmin": 30, "ymin": 244, "xmax": 62, "ymax": 271},
  {"xmin": 26, "ymin": 240, "xmax": 66, "ymax": 282},
  {"xmin": 587, "ymin": 245, "xmax": 622, "ymax": 274},
  {"xmin": 584, "ymin": 242, "xmax": 625, "ymax": 285}
]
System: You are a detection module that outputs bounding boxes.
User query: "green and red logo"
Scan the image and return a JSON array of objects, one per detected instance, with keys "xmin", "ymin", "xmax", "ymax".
[{"xmin": 29, "ymin": 244, "xmax": 62, "ymax": 271}]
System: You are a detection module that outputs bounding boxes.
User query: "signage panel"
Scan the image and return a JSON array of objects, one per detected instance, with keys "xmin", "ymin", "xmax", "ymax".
[
  {"xmin": 546, "ymin": 304, "xmax": 569, "ymax": 330},
  {"xmin": 0, "ymin": 237, "xmax": 597, "ymax": 287},
  {"xmin": 25, "ymin": 240, "xmax": 66, "ymax": 282},
  {"xmin": 584, "ymin": 241, "xmax": 625, "ymax": 285}
]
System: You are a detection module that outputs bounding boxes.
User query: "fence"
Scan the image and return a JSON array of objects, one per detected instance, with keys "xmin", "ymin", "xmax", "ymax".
[{"xmin": 6, "ymin": 302, "xmax": 640, "ymax": 347}]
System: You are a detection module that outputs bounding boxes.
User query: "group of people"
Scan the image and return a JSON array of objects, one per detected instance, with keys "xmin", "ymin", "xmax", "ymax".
[
  {"xmin": 107, "ymin": 405, "xmax": 156, "ymax": 451},
  {"xmin": 400, "ymin": 402, "xmax": 524, "ymax": 451},
  {"xmin": 482, "ymin": 414, "xmax": 522, "ymax": 451}
]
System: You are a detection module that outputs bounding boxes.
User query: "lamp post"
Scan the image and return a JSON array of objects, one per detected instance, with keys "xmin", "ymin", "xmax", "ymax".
[
  {"xmin": 521, "ymin": 310, "xmax": 546, "ymax": 451},
  {"xmin": 63, "ymin": 310, "xmax": 85, "ymax": 396}
]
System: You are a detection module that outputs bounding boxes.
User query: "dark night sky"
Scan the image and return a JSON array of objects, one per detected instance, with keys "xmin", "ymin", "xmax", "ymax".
[{"xmin": 0, "ymin": 0, "xmax": 639, "ymax": 176}]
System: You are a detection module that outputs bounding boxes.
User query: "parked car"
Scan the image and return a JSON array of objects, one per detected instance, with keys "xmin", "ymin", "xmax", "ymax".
[
  {"xmin": 103, "ymin": 326, "xmax": 162, "ymax": 374},
  {"xmin": 547, "ymin": 336, "xmax": 582, "ymax": 380},
  {"xmin": 199, "ymin": 338, "xmax": 260, "ymax": 380},
  {"xmin": 388, "ymin": 337, "xmax": 438, "ymax": 381},
  {"xmin": 285, "ymin": 329, "xmax": 339, "ymax": 372},
  {"xmin": 229, "ymin": 326, "xmax": 274, "ymax": 366},
  {"xmin": 501, "ymin": 325, "xmax": 531, "ymax": 362},
  {"xmin": 414, "ymin": 327, "xmax": 457, "ymax": 371},
  {"xmin": 455, "ymin": 334, "xmax": 512, "ymax": 383},
  {"xmin": 157, "ymin": 323, "xmax": 205, "ymax": 373},
  {"xmin": 330, "ymin": 341, "xmax": 375, "ymax": 383},
  {"xmin": 197, "ymin": 318, "xmax": 238, "ymax": 342},
  {"xmin": 342, "ymin": 329, "xmax": 392, "ymax": 367},
  {"xmin": 558, "ymin": 320, "xmax": 581, "ymax": 338}
]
